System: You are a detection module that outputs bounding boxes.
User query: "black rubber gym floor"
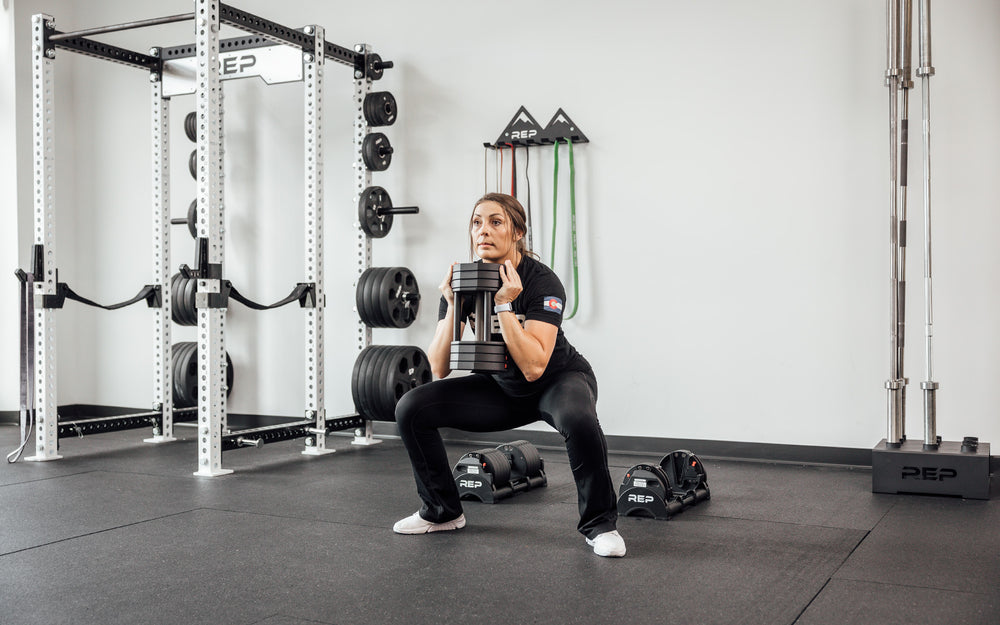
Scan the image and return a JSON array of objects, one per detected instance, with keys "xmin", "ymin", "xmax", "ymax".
[{"xmin": 1, "ymin": 423, "xmax": 998, "ymax": 625}]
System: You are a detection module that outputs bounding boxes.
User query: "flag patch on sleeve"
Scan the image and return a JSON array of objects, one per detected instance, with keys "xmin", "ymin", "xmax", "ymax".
[{"xmin": 543, "ymin": 296, "xmax": 564, "ymax": 314}]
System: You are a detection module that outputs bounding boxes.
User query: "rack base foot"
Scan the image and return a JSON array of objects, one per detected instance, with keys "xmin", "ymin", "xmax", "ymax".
[
  {"xmin": 24, "ymin": 454, "xmax": 63, "ymax": 462},
  {"xmin": 194, "ymin": 467, "xmax": 234, "ymax": 477}
]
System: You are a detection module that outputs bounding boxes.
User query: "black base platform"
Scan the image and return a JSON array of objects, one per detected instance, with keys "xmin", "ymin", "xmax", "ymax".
[{"xmin": 872, "ymin": 438, "xmax": 991, "ymax": 499}]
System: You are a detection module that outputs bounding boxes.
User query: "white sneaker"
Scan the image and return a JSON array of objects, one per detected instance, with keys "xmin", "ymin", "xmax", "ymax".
[
  {"xmin": 586, "ymin": 530, "xmax": 626, "ymax": 557},
  {"xmin": 393, "ymin": 512, "xmax": 467, "ymax": 535}
]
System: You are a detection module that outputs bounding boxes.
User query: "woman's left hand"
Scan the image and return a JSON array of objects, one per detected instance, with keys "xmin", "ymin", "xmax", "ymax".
[{"xmin": 495, "ymin": 259, "xmax": 523, "ymax": 305}]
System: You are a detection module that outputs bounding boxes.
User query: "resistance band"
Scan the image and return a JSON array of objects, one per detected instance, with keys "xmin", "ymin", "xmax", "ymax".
[
  {"xmin": 550, "ymin": 139, "xmax": 580, "ymax": 319},
  {"xmin": 506, "ymin": 143, "xmax": 517, "ymax": 196},
  {"xmin": 523, "ymin": 145, "xmax": 533, "ymax": 251}
]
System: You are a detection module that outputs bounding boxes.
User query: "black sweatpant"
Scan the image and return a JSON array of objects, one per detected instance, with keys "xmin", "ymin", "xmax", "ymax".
[{"xmin": 394, "ymin": 369, "xmax": 618, "ymax": 539}]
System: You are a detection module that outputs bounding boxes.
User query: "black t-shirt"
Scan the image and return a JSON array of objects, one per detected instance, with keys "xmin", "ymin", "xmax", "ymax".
[{"xmin": 438, "ymin": 255, "xmax": 591, "ymax": 396}]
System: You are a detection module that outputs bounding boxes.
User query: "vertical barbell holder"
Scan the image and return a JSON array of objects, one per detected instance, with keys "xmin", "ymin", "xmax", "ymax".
[
  {"xmin": 25, "ymin": 14, "xmax": 62, "ymax": 462},
  {"xmin": 352, "ymin": 42, "xmax": 381, "ymax": 447},
  {"xmin": 301, "ymin": 25, "xmax": 335, "ymax": 457},
  {"xmin": 193, "ymin": 0, "xmax": 232, "ymax": 477},
  {"xmin": 884, "ymin": 0, "xmax": 905, "ymax": 449},
  {"xmin": 917, "ymin": 0, "xmax": 939, "ymax": 451},
  {"xmin": 144, "ymin": 47, "xmax": 177, "ymax": 445}
]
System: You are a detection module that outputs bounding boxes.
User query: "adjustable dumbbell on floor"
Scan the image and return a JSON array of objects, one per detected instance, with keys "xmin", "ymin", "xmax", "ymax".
[
  {"xmin": 617, "ymin": 449, "xmax": 710, "ymax": 519},
  {"xmin": 453, "ymin": 440, "xmax": 547, "ymax": 503},
  {"xmin": 449, "ymin": 263, "xmax": 508, "ymax": 372}
]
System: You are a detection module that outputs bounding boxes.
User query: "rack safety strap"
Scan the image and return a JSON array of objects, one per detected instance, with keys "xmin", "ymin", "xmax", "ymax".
[
  {"xmin": 550, "ymin": 139, "xmax": 580, "ymax": 319},
  {"xmin": 58, "ymin": 283, "xmax": 160, "ymax": 310},
  {"xmin": 9, "ymin": 270, "xmax": 35, "ymax": 463},
  {"xmin": 227, "ymin": 282, "xmax": 314, "ymax": 310}
]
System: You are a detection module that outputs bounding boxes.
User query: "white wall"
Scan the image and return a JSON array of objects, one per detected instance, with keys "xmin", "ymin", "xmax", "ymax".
[{"xmin": 5, "ymin": 0, "xmax": 999, "ymax": 450}]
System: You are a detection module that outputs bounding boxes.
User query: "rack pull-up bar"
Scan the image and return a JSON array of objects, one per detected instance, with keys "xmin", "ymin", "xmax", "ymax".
[{"xmin": 48, "ymin": 12, "xmax": 195, "ymax": 42}]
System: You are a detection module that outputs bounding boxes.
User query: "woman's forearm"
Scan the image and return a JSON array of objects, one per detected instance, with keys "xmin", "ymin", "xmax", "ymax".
[{"xmin": 428, "ymin": 312, "xmax": 457, "ymax": 379}]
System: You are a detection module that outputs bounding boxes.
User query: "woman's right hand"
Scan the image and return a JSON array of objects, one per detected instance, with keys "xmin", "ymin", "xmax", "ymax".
[{"xmin": 439, "ymin": 262, "xmax": 458, "ymax": 307}]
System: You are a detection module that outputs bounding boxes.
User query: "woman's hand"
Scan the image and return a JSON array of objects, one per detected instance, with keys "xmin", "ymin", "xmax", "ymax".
[
  {"xmin": 439, "ymin": 262, "xmax": 457, "ymax": 306},
  {"xmin": 495, "ymin": 259, "xmax": 523, "ymax": 305}
]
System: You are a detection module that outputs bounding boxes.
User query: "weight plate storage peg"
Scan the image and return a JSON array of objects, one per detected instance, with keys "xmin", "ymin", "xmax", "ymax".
[
  {"xmin": 362, "ymin": 133, "xmax": 393, "ymax": 171},
  {"xmin": 363, "ymin": 91, "xmax": 397, "ymax": 127},
  {"xmin": 616, "ymin": 463, "xmax": 681, "ymax": 520},
  {"xmin": 171, "ymin": 342, "xmax": 234, "ymax": 408}
]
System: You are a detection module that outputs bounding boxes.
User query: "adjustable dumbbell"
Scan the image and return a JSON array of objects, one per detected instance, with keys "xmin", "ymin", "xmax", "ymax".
[{"xmin": 449, "ymin": 263, "xmax": 507, "ymax": 373}]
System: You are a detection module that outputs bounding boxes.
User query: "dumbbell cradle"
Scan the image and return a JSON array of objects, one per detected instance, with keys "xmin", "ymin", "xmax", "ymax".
[
  {"xmin": 616, "ymin": 450, "xmax": 710, "ymax": 520},
  {"xmin": 453, "ymin": 440, "xmax": 547, "ymax": 503}
]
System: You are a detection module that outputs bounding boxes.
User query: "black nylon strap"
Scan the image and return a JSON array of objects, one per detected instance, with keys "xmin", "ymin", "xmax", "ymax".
[
  {"xmin": 227, "ymin": 283, "xmax": 313, "ymax": 310},
  {"xmin": 58, "ymin": 283, "xmax": 159, "ymax": 310}
]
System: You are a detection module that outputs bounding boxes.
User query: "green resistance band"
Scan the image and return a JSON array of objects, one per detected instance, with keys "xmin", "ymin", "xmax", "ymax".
[{"xmin": 551, "ymin": 139, "xmax": 580, "ymax": 319}]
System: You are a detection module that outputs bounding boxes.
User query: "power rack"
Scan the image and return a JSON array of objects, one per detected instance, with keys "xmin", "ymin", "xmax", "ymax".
[{"xmin": 26, "ymin": 2, "xmax": 394, "ymax": 475}]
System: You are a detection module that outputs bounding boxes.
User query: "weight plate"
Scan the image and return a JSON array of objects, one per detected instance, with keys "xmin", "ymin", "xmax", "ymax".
[
  {"xmin": 358, "ymin": 346, "xmax": 381, "ymax": 419},
  {"xmin": 366, "ymin": 52, "xmax": 385, "ymax": 81},
  {"xmin": 184, "ymin": 111, "xmax": 197, "ymax": 142},
  {"xmin": 365, "ymin": 267, "xmax": 389, "ymax": 328},
  {"xmin": 172, "ymin": 341, "xmax": 196, "ymax": 407},
  {"xmin": 390, "ymin": 346, "xmax": 432, "ymax": 420},
  {"xmin": 385, "ymin": 267, "xmax": 419, "ymax": 328},
  {"xmin": 620, "ymin": 463, "xmax": 671, "ymax": 502},
  {"xmin": 362, "ymin": 345, "xmax": 390, "ymax": 420},
  {"xmin": 449, "ymin": 359, "xmax": 507, "ymax": 373},
  {"xmin": 479, "ymin": 448, "xmax": 512, "ymax": 487},
  {"xmin": 181, "ymin": 276, "xmax": 198, "ymax": 326},
  {"xmin": 358, "ymin": 186, "xmax": 393, "ymax": 239},
  {"xmin": 376, "ymin": 346, "xmax": 406, "ymax": 420},
  {"xmin": 356, "ymin": 269, "xmax": 379, "ymax": 326},
  {"xmin": 186, "ymin": 199, "xmax": 197, "ymax": 239},
  {"xmin": 362, "ymin": 133, "xmax": 392, "ymax": 171},
  {"xmin": 351, "ymin": 347, "xmax": 372, "ymax": 417},
  {"xmin": 368, "ymin": 345, "xmax": 397, "ymax": 420},
  {"xmin": 451, "ymin": 342, "xmax": 507, "ymax": 355},
  {"xmin": 188, "ymin": 149, "xmax": 197, "ymax": 180},
  {"xmin": 363, "ymin": 91, "xmax": 397, "ymax": 126}
]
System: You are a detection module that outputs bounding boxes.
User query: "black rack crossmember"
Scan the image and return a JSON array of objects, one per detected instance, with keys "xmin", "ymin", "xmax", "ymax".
[{"xmin": 46, "ymin": 4, "xmax": 364, "ymax": 72}]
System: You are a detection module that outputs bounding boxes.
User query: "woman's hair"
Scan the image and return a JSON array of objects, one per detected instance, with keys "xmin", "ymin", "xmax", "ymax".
[{"xmin": 468, "ymin": 193, "xmax": 539, "ymax": 260}]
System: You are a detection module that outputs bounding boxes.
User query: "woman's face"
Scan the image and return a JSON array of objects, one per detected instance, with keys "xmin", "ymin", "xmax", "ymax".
[{"xmin": 470, "ymin": 201, "xmax": 520, "ymax": 263}]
